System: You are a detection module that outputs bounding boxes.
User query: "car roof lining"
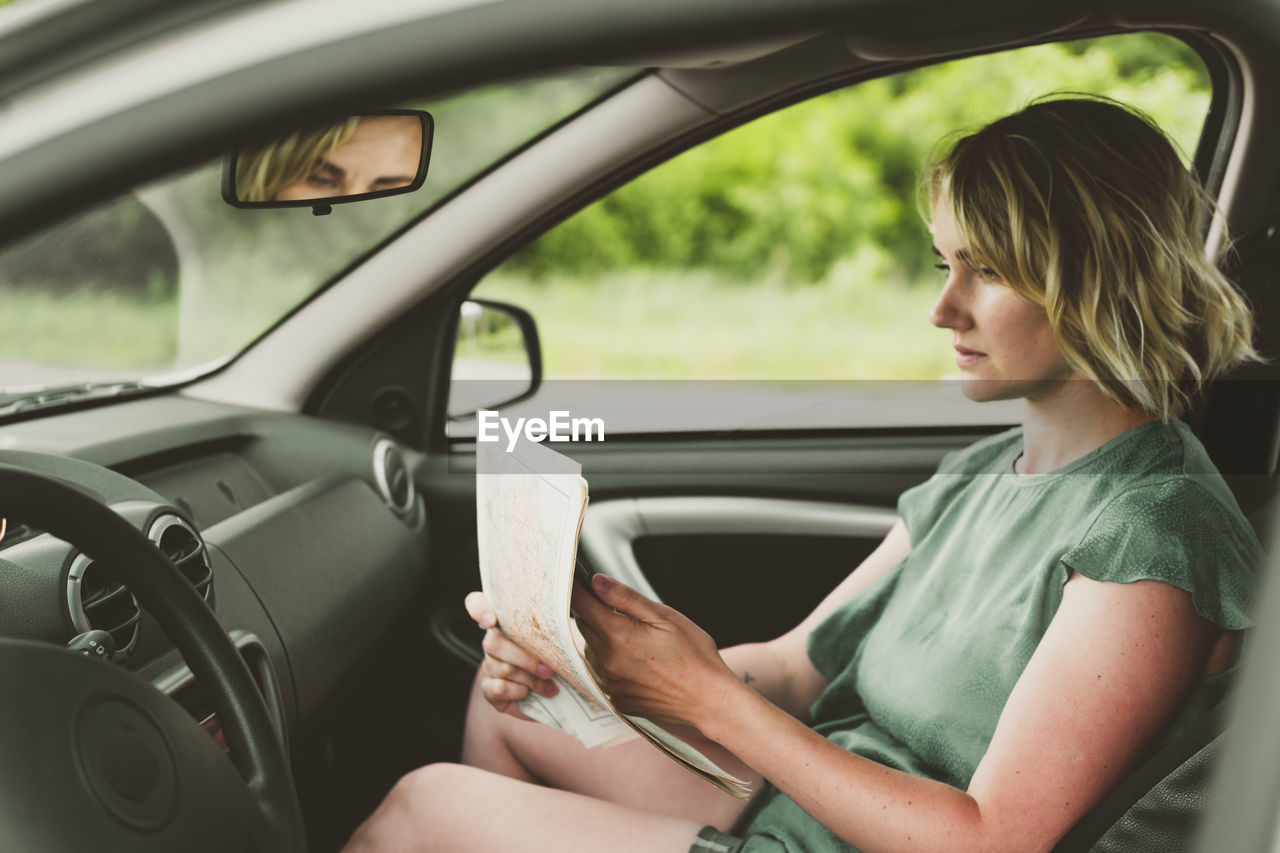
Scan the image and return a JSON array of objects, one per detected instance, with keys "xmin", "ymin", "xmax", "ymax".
[
  {"xmin": 0, "ymin": 0, "xmax": 1264, "ymax": 242},
  {"xmin": 0, "ymin": 0, "xmax": 263, "ymax": 102},
  {"xmin": 0, "ymin": 0, "xmax": 847, "ymax": 244}
]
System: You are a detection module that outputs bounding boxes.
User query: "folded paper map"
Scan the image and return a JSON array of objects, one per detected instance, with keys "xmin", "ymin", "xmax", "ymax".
[{"xmin": 476, "ymin": 436, "xmax": 751, "ymax": 798}]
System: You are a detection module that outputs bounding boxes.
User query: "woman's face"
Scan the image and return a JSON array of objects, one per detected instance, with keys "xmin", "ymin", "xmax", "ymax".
[
  {"xmin": 928, "ymin": 202, "xmax": 1073, "ymax": 403},
  {"xmin": 276, "ymin": 115, "xmax": 423, "ymax": 201}
]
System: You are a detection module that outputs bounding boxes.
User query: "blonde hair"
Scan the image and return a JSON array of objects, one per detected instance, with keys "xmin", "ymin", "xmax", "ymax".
[
  {"xmin": 928, "ymin": 96, "xmax": 1258, "ymax": 419},
  {"xmin": 235, "ymin": 117, "xmax": 361, "ymax": 202}
]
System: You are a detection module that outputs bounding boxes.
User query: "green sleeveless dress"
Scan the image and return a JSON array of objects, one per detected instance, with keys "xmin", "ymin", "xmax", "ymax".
[{"xmin": 739, "ymin": 420, "xmax": 1261, "ymax": 852}]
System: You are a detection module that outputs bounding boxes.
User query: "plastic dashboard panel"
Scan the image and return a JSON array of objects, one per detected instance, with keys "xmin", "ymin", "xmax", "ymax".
[
  {"xmin": 204, "ymin": 475, "xmax": 426, "ymax": 719},
  {"xmin": 0, "ymin": 394, "xmax": 431, "ymax": 739}
]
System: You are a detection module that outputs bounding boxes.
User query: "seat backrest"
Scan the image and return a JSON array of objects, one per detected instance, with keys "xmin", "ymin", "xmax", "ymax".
[
  {"xmin": 1052, "ymin": 478, "xmax": 1274, "ymax": 852},
  {"xmin": 1051, "ymin": 701, "xmax": 1229, "ymax": 853},
  {"xmin": 1087, "ymin": 732, "xmax": 1226, "ymax": 853}
]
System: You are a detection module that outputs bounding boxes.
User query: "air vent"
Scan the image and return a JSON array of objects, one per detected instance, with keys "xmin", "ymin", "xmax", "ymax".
[
  {"xmin": 67, "ymin": 554, "xmax": 141, "ymax": 662},
  {"xmin": 373, "ymin": 437, "xmax": 416, "ymax": 516},
  {"xmin": 66, "ymin": 514, "xmax": 214, "ymax": 663},
  {"xmin": 149, "ymin": 514, "xmax": 215, "ymax": 608}
]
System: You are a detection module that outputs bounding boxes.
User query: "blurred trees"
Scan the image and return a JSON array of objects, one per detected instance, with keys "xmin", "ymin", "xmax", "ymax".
[
  {"xmin": 0, "ymin": 198, "xmax": 178, "ymax": 298},
  {"xmin": 509, "ymin": 34, "xmax": 1210, "ymax": 287}
]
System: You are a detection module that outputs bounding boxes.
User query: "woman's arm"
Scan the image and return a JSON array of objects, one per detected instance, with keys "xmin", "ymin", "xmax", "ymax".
[
  {"xmin": 573, "ymin": 569, "xmax": 1218, "ymax": 853},
  {"xmin": 717, "ymin": 519, "xmax": 912, "ymax": 720}
]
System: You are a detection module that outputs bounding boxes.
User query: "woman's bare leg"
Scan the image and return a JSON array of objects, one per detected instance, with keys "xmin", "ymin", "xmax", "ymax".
[
  {"xmin": 460, "ymin": 670, "xmax": 761, "ymax": 830},
  {"xmin": 342, "ymin": 763, "xmax": 706, "ymax": 853}
]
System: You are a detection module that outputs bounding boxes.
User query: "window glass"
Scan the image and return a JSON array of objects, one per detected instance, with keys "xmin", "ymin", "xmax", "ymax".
[
  {"xmin": 457, "ymin": 34, "xmax": 1212, "ymax": 434},
  {"xmin": 0, "ymin": 68, "xmax": 637, "ymax": 394}
]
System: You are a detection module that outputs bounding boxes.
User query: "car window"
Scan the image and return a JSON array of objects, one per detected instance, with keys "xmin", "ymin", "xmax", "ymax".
[
  {"xmin": 456, "ymin": 33, "xmax": 1212, "ymax": 435},
  {"xmin": 0, "ymin": 68, "xmax": 637, "ymax": 395}
]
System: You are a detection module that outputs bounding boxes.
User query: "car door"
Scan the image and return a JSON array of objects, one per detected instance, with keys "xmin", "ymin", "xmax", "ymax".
[{"xmin": 405, "ymin": 31, "xmax": 1226, "ymax": 660}]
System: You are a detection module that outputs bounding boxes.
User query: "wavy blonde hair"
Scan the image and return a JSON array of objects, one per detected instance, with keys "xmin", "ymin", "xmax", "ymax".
[
  {"xmin": 235, "ymin": 117, "xmax": 361, "ymax": 202},
  {"xmin": 927, "ymin": 96, "xmax": 1258, "ymax": 419}
]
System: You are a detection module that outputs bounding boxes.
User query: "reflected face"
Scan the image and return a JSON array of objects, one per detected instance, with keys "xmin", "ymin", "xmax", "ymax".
[
  {"xmin": 276, "ymin": 115, "xmax": 423, "ymax": 201},
  {"xmin": 927, "ymin": 203, "xmax": 1073, "ymax": 403}
]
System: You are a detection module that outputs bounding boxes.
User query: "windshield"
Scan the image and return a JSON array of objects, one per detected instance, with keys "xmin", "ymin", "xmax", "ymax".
[{"xmin": 0, "ymin": 67, "xmax": 637, "ymax": 397}]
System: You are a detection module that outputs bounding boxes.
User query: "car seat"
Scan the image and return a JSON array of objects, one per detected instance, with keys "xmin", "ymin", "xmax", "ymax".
[{"xmin": 1056, "ymin": 218, "xmax": 1280, "ymax": 852}]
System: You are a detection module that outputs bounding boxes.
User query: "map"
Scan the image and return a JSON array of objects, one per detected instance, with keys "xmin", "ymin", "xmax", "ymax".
[{"xmin": 476, "ymin": 436, "xmax": 752, "ymax": 795}]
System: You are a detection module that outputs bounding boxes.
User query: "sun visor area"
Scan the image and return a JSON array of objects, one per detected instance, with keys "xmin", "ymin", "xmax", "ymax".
[
  {"xmin": 657, "ymin": 33, "xmax": 867, "ymax": 117},
  {"xmin": 840, "ymin": 3, "xmax": 1094, "ymax": 61},
  {"xmin": 654, "ymin": 3, "xmax": 1094, "ymax": 120},
  {"xmin": 596, "ymin": 31, "xmax": 826, "ymax": 69}
]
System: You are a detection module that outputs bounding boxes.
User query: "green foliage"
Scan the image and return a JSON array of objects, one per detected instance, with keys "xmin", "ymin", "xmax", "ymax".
[
  {"xmin": 478, "ymin": 251, "xmax": 956, "ymax": 380},
  {"xmin": 0, "ymin": 196, "xmax": 178, "ymax": 299},
  {"xmin": 507, "ymin": 33, "xmax": 1210, "ymax": 286},
  {"xmin": 0, "ymin": 287, "xmax": 177, "ymax": 368}
]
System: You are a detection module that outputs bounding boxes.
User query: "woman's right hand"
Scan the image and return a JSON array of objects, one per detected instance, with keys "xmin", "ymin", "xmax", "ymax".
[{"xmin": 464, "ymin": 591, "xmax": 559, "ymax": 718}]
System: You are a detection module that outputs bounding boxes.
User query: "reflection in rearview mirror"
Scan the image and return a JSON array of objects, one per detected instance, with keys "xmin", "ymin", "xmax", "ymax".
[{"xmin": 222, "ymin": 110, "xmax": 433, "ymax": 213}]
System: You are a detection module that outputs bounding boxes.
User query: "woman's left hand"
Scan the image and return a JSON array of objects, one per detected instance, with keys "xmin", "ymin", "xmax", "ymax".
[{"xmin": 571, "ymin": 574, "xmax": 740, "ymax": 731}]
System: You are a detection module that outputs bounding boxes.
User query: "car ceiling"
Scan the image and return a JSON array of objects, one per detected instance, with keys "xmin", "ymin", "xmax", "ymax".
[{"xmin": 3, "ymin": 0, "xmax": 1280, "ymax": 244}]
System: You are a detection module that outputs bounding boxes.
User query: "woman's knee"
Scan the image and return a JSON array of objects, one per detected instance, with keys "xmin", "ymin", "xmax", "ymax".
[
  {"xmin": 345, "ymin": 763, "xmax": 475, "ymax": 851},
  {"xmin": 388, "ymin": 762, "xmax": 472, "ymax": 817}
]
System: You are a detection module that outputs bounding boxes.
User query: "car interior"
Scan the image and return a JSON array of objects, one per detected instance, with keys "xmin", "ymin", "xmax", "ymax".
[{"xmin": 2, "ymin": 0, "xmax": 1280, "ymax": 851}]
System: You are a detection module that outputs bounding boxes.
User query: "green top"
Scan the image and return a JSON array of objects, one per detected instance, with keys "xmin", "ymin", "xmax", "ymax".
[{"xmin": 740, "ymin": 420, "xmax": 1261, "ymax": 852}]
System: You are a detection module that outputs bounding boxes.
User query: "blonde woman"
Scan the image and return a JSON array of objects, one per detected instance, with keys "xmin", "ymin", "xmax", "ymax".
[
  {"xmin": 235, "ymin": 118, "xmax": 361, "ymax": 202},
  {"xmin": 346, "ymin": 97, "xmax": 1262, "ymax": 853},
  {"xmin": 235, "ymin": 115, "xmax": 422, "ymax": 203}
]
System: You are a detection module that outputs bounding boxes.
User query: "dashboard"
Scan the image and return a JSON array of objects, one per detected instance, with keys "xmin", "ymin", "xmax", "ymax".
[{"xmin": 0, "ymin": 395, "xmax": 430, "ymax": 744}]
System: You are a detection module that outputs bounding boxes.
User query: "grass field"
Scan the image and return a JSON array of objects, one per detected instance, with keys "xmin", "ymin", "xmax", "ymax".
[
  {"xmin": 4, "ymin": 264, "xmax": 954, "ymax": 386},
  {"xmin": 472, "ymin": 264, "xmax": 956, "ymax": 381},
  {"xmin": 0, "ymin": 272, "xmax": 313, "ymax": 381},
  {"xmin": 0, "ymin": 287, "xmax": 178, "ymax": 370}
]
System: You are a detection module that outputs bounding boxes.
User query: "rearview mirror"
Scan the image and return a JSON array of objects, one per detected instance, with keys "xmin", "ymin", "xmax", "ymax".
[{"xmin": 221, "ymin": 109, "xmax": 433, "ymax": 214}]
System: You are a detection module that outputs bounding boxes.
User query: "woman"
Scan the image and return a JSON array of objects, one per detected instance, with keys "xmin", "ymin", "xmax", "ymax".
[
  {"xmin": 235, "ymin": 115, "xmax": 421, "ymax": 202},
  {"xmin": 344, "ymin": 96, "xmax": 1262, "ymax": 852},
  {"xmin": 235, "ymin": 118, "xmax": 360, "ymax": 202}
]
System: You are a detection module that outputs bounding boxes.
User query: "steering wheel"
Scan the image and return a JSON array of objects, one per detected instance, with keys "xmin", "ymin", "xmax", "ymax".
[{"xmin": 0, "ymin": 464, "xmax": 305, "ymax": 852}]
